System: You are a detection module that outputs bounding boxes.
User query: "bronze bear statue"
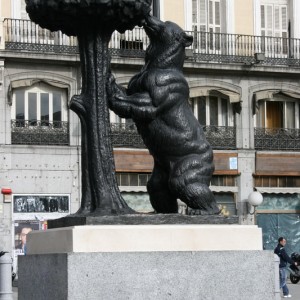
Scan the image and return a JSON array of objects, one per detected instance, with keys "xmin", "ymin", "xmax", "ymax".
[{"xmin": 108, "ymin": 15, "xmax": 220, "ymax": 215}]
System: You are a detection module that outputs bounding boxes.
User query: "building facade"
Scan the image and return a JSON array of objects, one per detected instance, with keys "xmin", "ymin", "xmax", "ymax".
[{"xmin": 1, "ymin": 0, "xmax": 300, "ymax": 271}]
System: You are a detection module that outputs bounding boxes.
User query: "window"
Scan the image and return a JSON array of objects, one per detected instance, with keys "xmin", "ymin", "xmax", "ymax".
[
  {"xmin": 191, "ymin": 95, "xmax": 233, "ymax": 126},
  {"xmin": 261, "ymin": 2, "xmax": 288, "ymax": 37},
  {"xmin": 260, "ymin": 1, "xmax": 288, "ymax": 55},
  {"xmin": 12, "ymin": 83, "xmax": 67, "ymax": 127},
  {"xmin": 21, "ymin": 0, "xmax": 29, "ymax": 20},
  {"xmin": 11, "ymin": 83, "xmax": 69, "ymax": 145},
  {"xmin": 116, "ymin": 173, "xmax": 152, "ymax": 187},
  {"xmin": 254, "ymin": 176, "xmax": 300, "ymax": 187},
  {"xmin": 256, "ymin": 97, "xmax": 300, "ymax": 129},
  {"xmin": 211, "ymin": 175, "xmax": 237, "ymax": 186},
  {"xmin": 214, "ymin": 192, "xmax": 237, "ymax": 217},
  {"xmin": 192, "ymin": 0, "xmax": 222, "ymax": 51},
  {"xmin": 192, "ymin": 0, "xmax": 221, "ymax": 33}
]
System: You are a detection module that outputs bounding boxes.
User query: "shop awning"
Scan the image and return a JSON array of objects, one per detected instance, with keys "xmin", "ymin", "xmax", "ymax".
[{"xmin": 256, "ymin": 187, "xmax": 300, "ymax": 194}]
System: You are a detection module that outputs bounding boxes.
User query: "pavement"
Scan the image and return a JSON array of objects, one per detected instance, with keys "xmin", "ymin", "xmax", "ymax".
[
  {"xmin": 285, "ymin": 278, "xmax": 300, "ymax": 298},
  {"xmin": 11, "ymin": 278, "xmax": 300, "ymax": 299}
]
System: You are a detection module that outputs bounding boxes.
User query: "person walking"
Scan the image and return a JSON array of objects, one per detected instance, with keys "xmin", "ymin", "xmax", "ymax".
[{"xmin": 274, "ymin": 237, "xmax": 298, "ymax": 298}]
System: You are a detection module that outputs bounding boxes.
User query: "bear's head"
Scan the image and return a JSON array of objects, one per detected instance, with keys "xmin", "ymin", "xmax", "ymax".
[{"xmin": 143, "ymin": 15, "xmax": 193, "ymax": 69}]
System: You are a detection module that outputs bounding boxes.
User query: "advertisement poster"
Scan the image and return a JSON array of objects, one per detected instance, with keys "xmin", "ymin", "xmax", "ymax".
[
  {"xmin": 13, "ymin": 220, "xmax": 40, "ymax": 278},
  {"xmin": 14, "ymin": 220, "xmax": 40, "ymax": 255},
  {"xmin": 13, "ymin": 195, "xmax": 69, "ymax": 213}
]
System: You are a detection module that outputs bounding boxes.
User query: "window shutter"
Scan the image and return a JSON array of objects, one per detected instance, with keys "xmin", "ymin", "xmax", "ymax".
[
  {"xmin": 274, "ymin": 6, "xmax": 280, "ymax": 31},
  {"xmin": 192, "ymin": 0, "xmax": 223, "ymax": 33},
  {"xmin": 215, "ymin": 1, "xmax": 220, "ymax": 26},
  {"xmin": 261, "ymin": 3, "xmax": 288, "ymax": 37},
  {"xmin": 192, "ymin": 0, "xmax": 198, "ymax": 24},
  {"xmin": 261, "ymin": 5, "xmax": 265, "ymax": 36},
  {"xmin": 266, "ymin": 5, "xmax": 273, "ymax": 37},
  {"xmin": 200, "ymin": 0, "xmax": 207, "ymax": 32},
  {"xmin": 209, "ymin": 0, "xmax": 213, "ymax": 26},
  {"xmin": 21, "ymin": 0, "xmax": 29, "ymax": 20},
  {"xmin": 192, "ymin": 0, "xmax": 207, "ymax": 32},
  {"xmin": 281, "ymin": 6, "xmax": 288, "ymax": 33}
]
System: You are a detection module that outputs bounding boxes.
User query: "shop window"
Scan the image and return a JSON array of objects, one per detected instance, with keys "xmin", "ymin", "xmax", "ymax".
[
  {"xmin": 214, "ymin": 192, "xmax": 236, "ymax": 216},
  {"xmin": 257, "ymin": 212, "xmax": 300, "ymax": 252},
  {"xmin": 211, "ymin": 175, "xmax": 237, "ymax": 186},
  {"xmin": 116, "ymin": 173, "xmax": 152, "ymax": 187},
  {"xmin": 255, "ymin": 176, "xmax": 300, "ymax": 187}
]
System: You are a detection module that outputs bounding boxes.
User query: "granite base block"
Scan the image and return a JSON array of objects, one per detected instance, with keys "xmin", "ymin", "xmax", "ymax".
[
  {"xmin": 19, "ymin": 251, "xmax": 278, "ymax": 300},
  {"xmin": 26, "ymin": 225, "xmax": 263, "ymax": 253},
  {"xmin": 48, "ymin": 213, "xmax": 239, "ymax": 228}
]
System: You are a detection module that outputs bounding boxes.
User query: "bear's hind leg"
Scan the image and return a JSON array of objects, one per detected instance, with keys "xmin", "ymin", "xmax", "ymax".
[
  {"xmin": 172, "ymin": 179, "xmax": 220, "ymax": 215},
  {"xmin": 170, "ymin": 161, "xmax": 220, "ymax": 215},
  {"xmin": 147, "ymin": 164, "xmax": 178, "ymax": 213}
]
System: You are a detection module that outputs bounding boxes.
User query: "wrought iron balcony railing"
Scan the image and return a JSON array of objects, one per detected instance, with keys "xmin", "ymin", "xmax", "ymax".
[
  {"xmin": 11, "ymin": 120, "xmax": 236, "ymax": 149},
  {"xmin": 3, "ymin": 18, "xmax": 300, "ymax": 66},
  {"xmin": 110, "ymin": 122, "xmax": 145, "ymax": 148},
  {"xmin": 203, "ymin": 125, "xmax": 236, "ymax": 150},
  {"xmin": 11, "ymin": 120, "xmax": 69, "ymax": 145},
  {"xmin": 254, "ymin": 127, "xmax": 300, "ymax": 150},
  {"xmin": 110, "ymin": 123, "xmax": 236, "ymax": 150}
]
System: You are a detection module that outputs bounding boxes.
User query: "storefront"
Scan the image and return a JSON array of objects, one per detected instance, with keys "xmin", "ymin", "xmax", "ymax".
[{"xmin": 256, "ymin": 192, "xmax": 300, "ymax": 254}]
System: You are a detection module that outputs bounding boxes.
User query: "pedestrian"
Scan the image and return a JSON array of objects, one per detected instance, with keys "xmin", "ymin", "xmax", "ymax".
[{"xmin": 274, "ymin": 237, "xmax": 298, "ymax": 298}]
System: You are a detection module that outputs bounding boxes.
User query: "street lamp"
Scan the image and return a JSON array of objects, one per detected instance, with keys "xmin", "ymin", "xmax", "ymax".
[{"xmin": 247, "ymin": 191, "xmax": 263, "ymax": 215}]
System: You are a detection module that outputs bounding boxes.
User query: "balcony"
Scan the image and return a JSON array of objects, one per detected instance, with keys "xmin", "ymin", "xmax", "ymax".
[
  {"xmin": 111, "ymin": 122, "xmax": 145, "ymax": 148},
  {"xmin": 110, "ymin": 123, "xmax": 236, "ymax": 150},
  {"xmin": 11, "ymin": 120, "xmax": 236, "ymax": 149},
  {"xmin": 254, "ymin": 127, "xmax": 300, "ymax": 150},
  {"xmin": 11, "ymin": 120, "xmax": 69, "ymax": 146},
  {"xmin": 3, "ymin": 18, "xmax": 300, "ymax": 66}
]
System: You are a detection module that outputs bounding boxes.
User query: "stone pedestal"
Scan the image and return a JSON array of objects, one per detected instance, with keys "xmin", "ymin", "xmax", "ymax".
[{"xmin": 18, "ymin": 225, "xmax": 280, "ymax": 300}]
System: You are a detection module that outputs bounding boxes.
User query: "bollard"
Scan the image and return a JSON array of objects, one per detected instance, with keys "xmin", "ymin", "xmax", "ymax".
[{"xmin": 0, "ymin": 252, "xmax": 13, "ymax": 300}]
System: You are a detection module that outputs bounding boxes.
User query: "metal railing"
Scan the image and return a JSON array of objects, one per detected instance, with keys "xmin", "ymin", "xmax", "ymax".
[
  {"xmin": 3, "ymin": 18, "xmax": 300, "ymax": 66},
  {"xmin": 3, "ymin": 18, "xmax": 78, "ymax": 54},
  {"xmin": 11, "ymin": 120, "xmax": 69, "ymax": 145},
  {"xmin": 203, "ymin": 125, "xmax": 236, "ymax": 150},
  {"xmin": 110, "ymin": 122, "xmax": 145, "ymax": 148},
  {"xmin": 187, "ymin": 30, "xmax": 300, "ymax": 64},
  {"xmin": 254, "ymin": 127, "xmax": 300, "ymax": 150},
  {"xmin": 11, "ymin": 120, "xmax": 237, "ymax": 149},
  {"xmin": 110, "ymin": 123, "xmax": 236, "ymax": 150}
]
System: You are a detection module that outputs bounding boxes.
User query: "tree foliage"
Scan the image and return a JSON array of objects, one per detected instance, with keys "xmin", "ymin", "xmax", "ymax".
[{"xmin": 25, "ymin": 0, "xmax": 152, "ymax": 35}]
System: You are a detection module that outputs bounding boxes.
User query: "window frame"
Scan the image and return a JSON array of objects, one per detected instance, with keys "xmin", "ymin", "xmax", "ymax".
[
  {"xmin": 191, "ymin": 95, "xmax": 234, "ymax": 127},
  {"xmin": 11, "ymin": 83, "xmax": 68, "ymax": 126},
  {"xmin": 255, "ymin": 97, "xmax": 300, "ymax": 129}
]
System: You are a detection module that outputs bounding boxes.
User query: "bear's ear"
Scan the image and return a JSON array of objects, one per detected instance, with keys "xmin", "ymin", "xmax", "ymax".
[{"xmin": 181, "ymin": 32, "xmax": 193, "ymax": 47}]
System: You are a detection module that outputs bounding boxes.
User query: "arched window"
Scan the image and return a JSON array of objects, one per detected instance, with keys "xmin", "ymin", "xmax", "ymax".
[
  {"xmin": 11, "ymin": 82, "xmax": 69, "ymax": 145},
  {"xmin": 255, "ymin": 92, "xmax": 300, "ymax": 129},
  {"xmin": 12, "ymin": 83, "xmax": 68, "ymax": 125},
  {"xmin": 191, "ymin": 94, "xmax": 234, "ymax": 127}
]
